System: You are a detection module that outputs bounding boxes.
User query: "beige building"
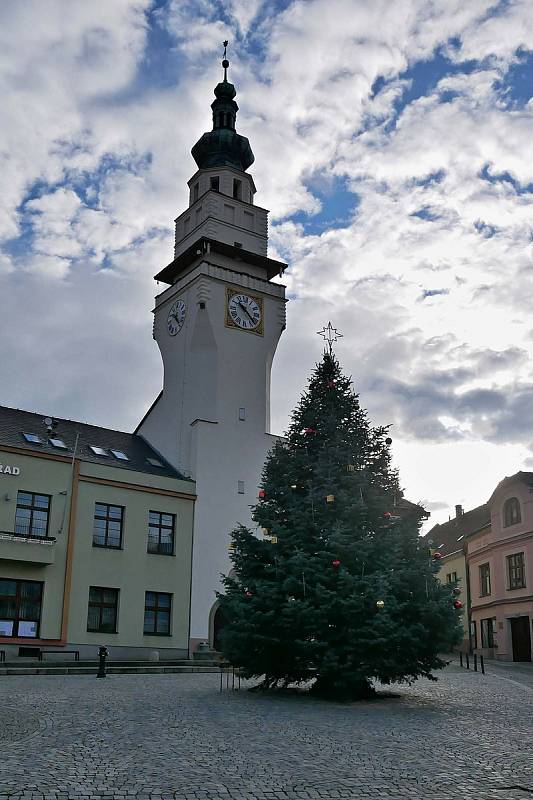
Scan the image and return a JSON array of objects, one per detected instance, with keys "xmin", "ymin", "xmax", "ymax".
[{"xmin": 0, "ymin": 406, "xmax": 195, "ymax": 659}]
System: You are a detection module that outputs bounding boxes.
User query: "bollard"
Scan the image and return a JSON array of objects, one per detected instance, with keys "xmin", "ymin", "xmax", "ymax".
[
  {"xmin": 220, "ymin": 665, "xmax": 223, "ymax": 693},
  {"xmin": 97, "ymin": 645, "xmax": 109, "ymax": 678},
  {"xmin": 466, "ymin": 653, "xmax": 470, "ymax": 669},
  {"xmin": 474, "ymin": 654, "xmax": 478, "ymax": 672},
  {"xmin": 459, "ymin": 652, "xmax": 463, "ymax": 668},
  {"xmin": 481, "ymin": 655, "xmax": 485, "ymax": 675},
  {"xmin": 232, "ymin": 666, "xmax": 235, "ymax": 691}
]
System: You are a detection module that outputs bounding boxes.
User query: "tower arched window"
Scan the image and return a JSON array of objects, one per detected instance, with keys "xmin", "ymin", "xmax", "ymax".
[{"xmin": 503, "ymin": 497, "xmax": 521, "ymax": 527}]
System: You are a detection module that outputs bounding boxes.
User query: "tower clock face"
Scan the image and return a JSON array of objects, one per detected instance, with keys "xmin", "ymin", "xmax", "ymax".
[
  {"xmin": 167, "ymin": 298, "xmax": 186, "ymax": 336},
  {"xmin": 226, "ymin": 291, "xmax": 263, "ymax": 333}
]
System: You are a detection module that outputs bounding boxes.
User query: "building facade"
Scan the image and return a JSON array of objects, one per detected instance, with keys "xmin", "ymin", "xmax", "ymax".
[
  {"xmin": 0, "ymin": 407, "xmax": 195, "ymax": 659},
  {"xmin": 468, "ymin": 472, "xmax": 533, "ymax": 662},
  {"xmin": 423, "ymin": 474, "xmax": 533, "ymax": 662},
  {"xmin": 422, "ymin": 503, "xmax": 491, "ymax": 651},
  {"xmin": 137, "ymin": 56, "xmax": 287, "ymax": 649}
]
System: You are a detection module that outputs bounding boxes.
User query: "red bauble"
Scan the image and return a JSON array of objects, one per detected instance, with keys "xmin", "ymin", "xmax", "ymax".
[
  {"xmin": 258, "ymin": 489, "xmax": 266, "ymax": 498},
  {"xmin": 303, "ymin": 427, "xmax": 316, "ymax": 435},
  {"xmin": 332, "ymin": 559, "xmax": 341, "ymax": 568},
  {"xmin": 433, "ymin": 551, "xmax": 443, "ymax": 560},
  {"xmin": 327, "ymin": 380, "xmax": 336, "ymax": 388},
  {"xmin": 453, "ymin": 599, "xmax": 463, "ymax": 609},
  {"xmin": 385, "ymin": 437, "xmax": 393, "ymax": 445},
  {"xmin": 245, "ymin": 591, "xmax": 253, "ymax": 598},
  {"xmin": 382, "ymin": 511, "xmax": 392, "ymax": 519}
]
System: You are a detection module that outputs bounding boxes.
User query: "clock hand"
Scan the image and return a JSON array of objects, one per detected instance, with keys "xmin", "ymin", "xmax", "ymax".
[{"xmin": 238, "ymin": 302, "xmax": 255, "ymax": 324}]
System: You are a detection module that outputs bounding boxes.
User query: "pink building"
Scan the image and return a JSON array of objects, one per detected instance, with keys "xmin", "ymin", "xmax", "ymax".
[{"xmin": 468, "ymin": 472, "xmax": 533, "ymax": 662}]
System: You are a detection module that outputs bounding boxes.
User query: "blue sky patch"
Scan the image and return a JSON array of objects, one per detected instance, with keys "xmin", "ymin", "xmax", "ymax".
[
  {"xmin": 495, "ymin": 49, "xmax": 533, "ymax": 106},
  {"xmin": 420, "ymin": 288, "xmax": 450, "ymax": 300},
  {"xmin": 288, "ymin": 178, "xmax": 359, "ymax": 234},
  {"xmin": 479, "ymin": 163, "xmax": 533, "ymax": 194}
]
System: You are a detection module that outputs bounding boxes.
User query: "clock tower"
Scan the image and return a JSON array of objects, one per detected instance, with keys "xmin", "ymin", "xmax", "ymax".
[{"xmin": 137, "ymin": 49, "xmax": 287, "ymax": 650}]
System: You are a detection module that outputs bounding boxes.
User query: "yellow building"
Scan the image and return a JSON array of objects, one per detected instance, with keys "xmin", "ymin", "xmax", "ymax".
[
  {"xmin": 422, "ymin": 504, "xmax": 491, "ymax": 651},
  {"xmin": 0, "ymin": 406, "xmax": 195, "ymax": 659}
]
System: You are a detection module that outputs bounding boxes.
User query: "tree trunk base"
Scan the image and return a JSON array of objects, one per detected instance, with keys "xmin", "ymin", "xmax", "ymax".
[{"xmin": 311, "ymin": 676, "xmax": 376, "ymax": 702}]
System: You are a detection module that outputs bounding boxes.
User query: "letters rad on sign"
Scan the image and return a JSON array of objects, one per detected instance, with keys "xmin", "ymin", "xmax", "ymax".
[{"xmin": 0, "ymin": 465, "xmax": 21, "ymax": 475}]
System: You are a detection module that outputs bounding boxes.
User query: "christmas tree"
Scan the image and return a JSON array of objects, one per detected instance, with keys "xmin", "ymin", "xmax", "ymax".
[{"xmin": 218, "ymin": 343, "xmax": 462, "ymax": 700}]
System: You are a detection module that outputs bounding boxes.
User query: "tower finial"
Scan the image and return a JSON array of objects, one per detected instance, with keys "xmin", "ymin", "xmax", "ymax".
[{"xmin": 222, "ymin": 40, "xmax": 229, "ymax": 82}]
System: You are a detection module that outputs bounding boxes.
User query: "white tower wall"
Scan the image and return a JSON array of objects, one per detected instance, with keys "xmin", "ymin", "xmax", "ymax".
[{"xmin": 138, "ymin": 154, "xmax": 287, "ymax": 646}]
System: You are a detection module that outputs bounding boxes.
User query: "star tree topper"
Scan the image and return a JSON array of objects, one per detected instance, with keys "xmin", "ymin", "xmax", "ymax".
[{"xmin": 317, "ymin": 321, "xmax": 343, "ymax": 354}]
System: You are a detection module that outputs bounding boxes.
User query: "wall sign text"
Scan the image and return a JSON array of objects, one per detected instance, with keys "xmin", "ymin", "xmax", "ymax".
[{"xmin": 0, "ymin": 465, "xmax": 20, "ymax": 475}]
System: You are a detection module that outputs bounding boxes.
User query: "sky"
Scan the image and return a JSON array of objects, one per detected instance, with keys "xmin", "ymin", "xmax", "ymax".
[{"xmin": 1, "ymin": 0, "xmax": 533, "ymax": 530}]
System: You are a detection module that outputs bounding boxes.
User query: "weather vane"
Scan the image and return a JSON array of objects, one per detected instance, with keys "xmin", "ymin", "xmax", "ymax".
[
  {"xmin": 222, "ymin": 40, "xmax": 229, "ymax": 80},
  {"xmin": 317, "ymin": 321, "xmax": 343, "ymax": 354}
]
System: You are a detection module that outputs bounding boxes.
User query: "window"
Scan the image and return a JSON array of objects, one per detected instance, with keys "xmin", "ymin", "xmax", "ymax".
[
  {"xmin": 144, "ymin": 592, "xmax": 171, "ymax": 636},
  {"xmin": 89, "ymin": 445, "xmax": 108, "ymax": 457},
  {"xmin": 193, "ymin": 183, "xmax": 199, "ymax": 202},
  {"xmin": 49, "ymin": 438, "xmax": 67, "ymax": 449},
  {"xmin": 0, "ymin": 579, "xmax": 42, "ymax": 638},
  {"xmin": 480, "ymin": 617, "xmax": 495, "ymax": 648},
  {"xmin": 469, "ymin": 619, "xmax": 478, "ymax": 650},
  {"xmin": 110, "ymin": 449, "xmax": 129, "ymax": 461},
  {"xmin": 446, "ymin": 572, "xmax": 457, "ymax": 584},
  {"xmin": 479, "ymin": 563, "xmax": 491, "ymax": 596},
  {"xmin": 507, "ymin": 552, "xmax": 526, "ymax": 590},
  {"xmin": 87, "ymin": 587, "xmax": 119, "ymax": 633},
  {"xmin": 183, "ymin": 216, "xmax": 190, "ymax": 233},
  {"xmin": 238, "ymin": 481, "xmax": 245, "ymax": 494},
  {"xmin": 92, "ymin": 503, "xmax": 124, "ymax": 549},
  {"xmin": 504, "ymin": 497, "xmax": 521, "ymax": 527},
  {"xmin": 243, "ymin": 211, "xmax": 254, "ymax": 230},
  {"xmin": 22, "ymin": 433, "xmax": 42, "ymax": 444},
  {"xmin": 15, "ymin": 491, "xmax": 51, "ymax": 538},
  {"xmin": 224, "ymin": 204, "xmax": 235, "ymax": 223},
  {"xmin": 148, "ymin": 511, "xmax": 175, "ymax": 555},
  {"xmin": 233, "ymin": 179, "xmax": 242, "ymax": 200},
  {"xmin": 238, "ymin": 407, "xmax": 246, "ymax": 421},
  {"xmin": 210, "ymin": 176, "xmax": 219, "ymax": 192}
]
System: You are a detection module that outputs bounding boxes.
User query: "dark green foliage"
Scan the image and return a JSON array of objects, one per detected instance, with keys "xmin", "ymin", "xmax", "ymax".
[{"xmin": 218, "ymin": 352, "xmax": 462, "ymax": 699}]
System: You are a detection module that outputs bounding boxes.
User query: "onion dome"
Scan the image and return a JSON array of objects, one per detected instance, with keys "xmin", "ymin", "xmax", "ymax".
[{"xmin": 191, "ymin": 43, "xmax": 255, "ymax": 172}]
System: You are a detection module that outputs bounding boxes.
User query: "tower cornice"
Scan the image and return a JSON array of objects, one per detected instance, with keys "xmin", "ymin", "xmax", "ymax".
[{"xmin": 155, "ymin": 236, "xmax": 287, "ymax": 285}]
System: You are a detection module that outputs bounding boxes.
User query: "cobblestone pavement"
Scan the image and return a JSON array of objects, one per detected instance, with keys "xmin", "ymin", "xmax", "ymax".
[{"xmin": 0, "ymin": 664, "xmax": 531, "ymax": 800}]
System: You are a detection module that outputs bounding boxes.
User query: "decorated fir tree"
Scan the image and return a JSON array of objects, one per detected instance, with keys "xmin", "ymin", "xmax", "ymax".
[{"xmin": 217, "ymin": 341, "xmax": 462, "ymax": 700}]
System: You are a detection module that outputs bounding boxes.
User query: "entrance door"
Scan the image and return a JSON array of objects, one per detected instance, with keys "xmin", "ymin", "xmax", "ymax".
[
  {"xmin": 510, "ymin": 616, "xmax": 532, "ymax": 662},
  {"xmin": 213, "ymin": 606, "xmax": 227, "ymax": 652}
]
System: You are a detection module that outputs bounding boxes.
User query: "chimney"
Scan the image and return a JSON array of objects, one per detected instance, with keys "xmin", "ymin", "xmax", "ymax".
[{"xmin": 455, "ymin": 504, "xmax": 463, "ymax": 518}]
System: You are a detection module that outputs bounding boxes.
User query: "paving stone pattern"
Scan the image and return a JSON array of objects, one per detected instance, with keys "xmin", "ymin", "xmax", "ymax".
[{"xmin": 0, "ymin": 665, "xmax": 531, "ymax": 800}]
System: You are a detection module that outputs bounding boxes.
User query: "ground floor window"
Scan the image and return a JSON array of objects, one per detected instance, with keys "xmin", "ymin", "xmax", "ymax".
[
  {"xmin": 143, "ymin": 591, "xmax": 172, "ymax": 635},
  {"xmin": 480, "ymin": 617, "xmax": 496, "ymax": 648},
  {"xmin": 87, "ymin": 586, "xmax": 119, "ymax": 633},
  {"xmin": 469, "ymin": 619, "xmax": 477, "ymax": 649},
  {"xmin": 0, "ymin": 579, "xmax": 43, "ymax": 637}
]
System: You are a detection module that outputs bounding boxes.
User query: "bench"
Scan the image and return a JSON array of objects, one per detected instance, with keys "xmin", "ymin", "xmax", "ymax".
[{"xmin": 38, "ymin": 649, "xmax": 80, "ymax": 662}]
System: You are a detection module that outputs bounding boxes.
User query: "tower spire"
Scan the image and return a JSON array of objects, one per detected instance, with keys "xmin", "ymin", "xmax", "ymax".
[
  {"xmin": 190, "ymin": 43, "xmax": 255, "ymax": 172},
  {"xmin": 222, "ymin": 40, "xmax": 229, "ymax": 82}
]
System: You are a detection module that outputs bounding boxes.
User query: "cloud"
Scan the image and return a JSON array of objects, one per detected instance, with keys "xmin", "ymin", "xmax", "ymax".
[{"xmin": 1, "ymin": 0, "xmax": 533, "ymax": 527}]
